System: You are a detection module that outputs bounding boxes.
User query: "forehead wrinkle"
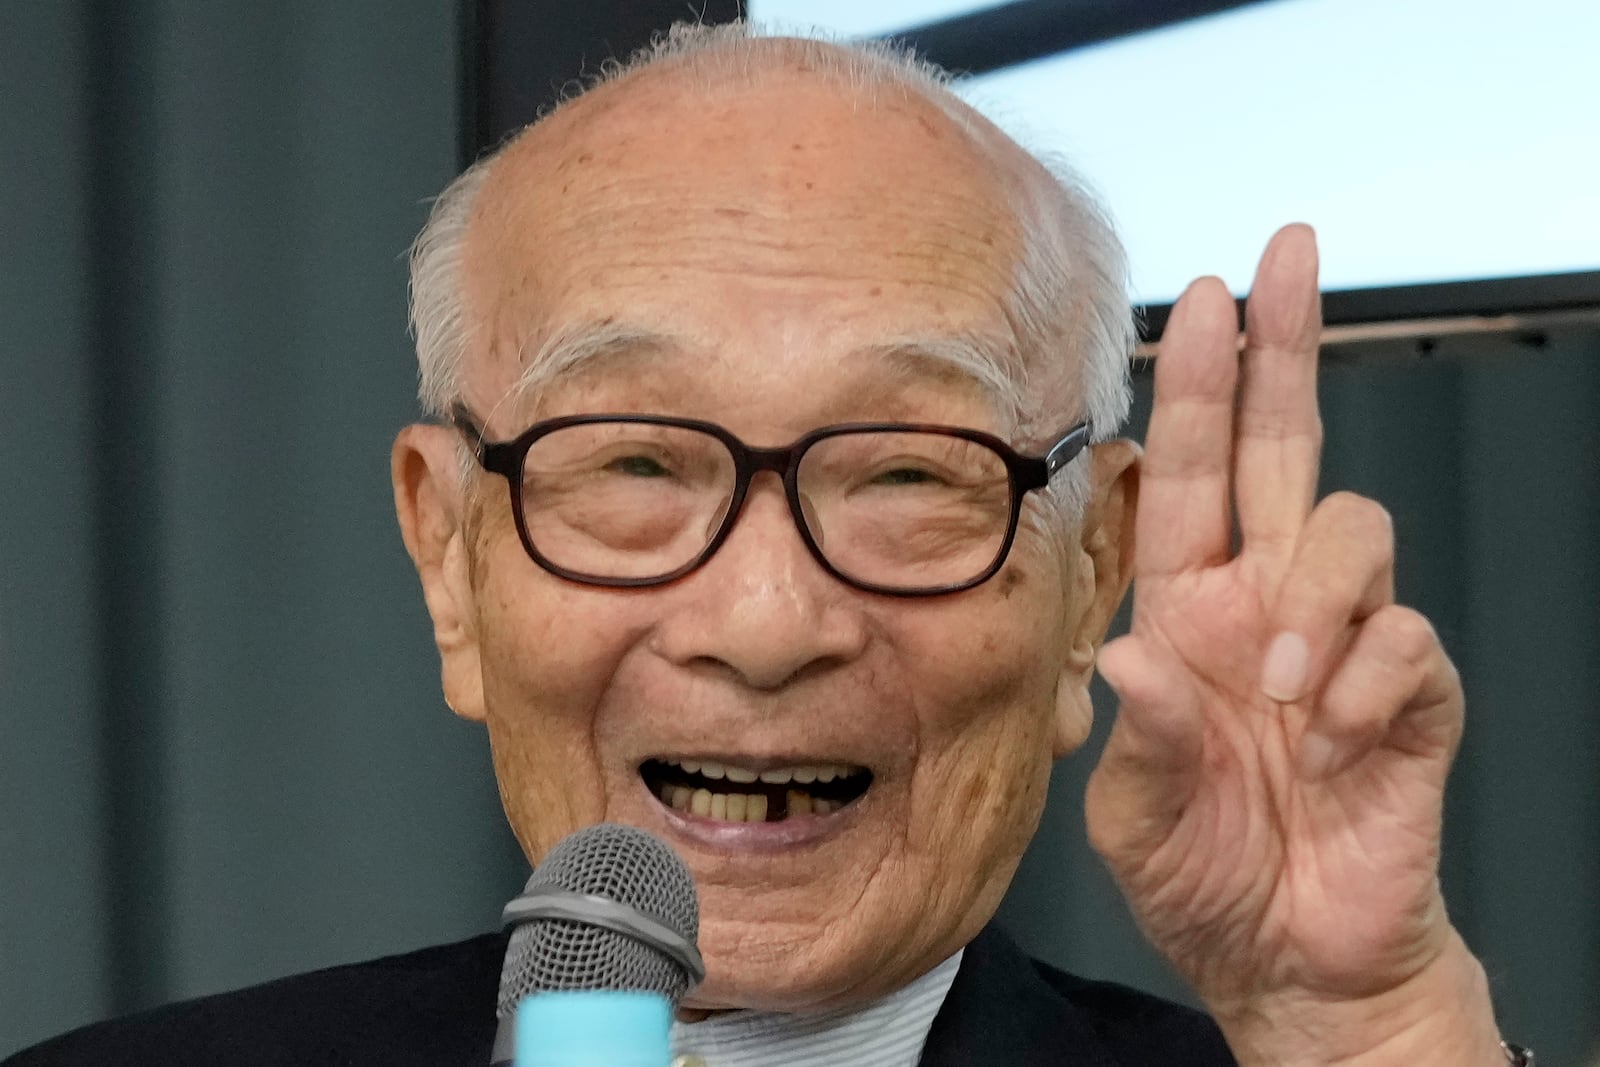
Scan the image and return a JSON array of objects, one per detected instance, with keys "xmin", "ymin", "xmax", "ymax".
[
  {"xmin": 470, "ymin": 79, "xmax": 1030, "ymax": 311},
  {"xmin": 465, "ymin": 67, "xmax": 1049, "ymax": 435},
  {"xmin": 534, "ymin": 183, "xmax": 1021, "ymax": 298}
]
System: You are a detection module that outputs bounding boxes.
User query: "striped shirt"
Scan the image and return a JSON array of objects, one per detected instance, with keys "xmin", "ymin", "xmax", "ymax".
[{"xmin": 669, "ymin": 950, "xmax": 963, "ymax": 1067}]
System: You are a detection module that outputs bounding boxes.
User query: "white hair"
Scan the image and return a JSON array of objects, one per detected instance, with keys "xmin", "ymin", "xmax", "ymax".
[{"xmin": 407, "ymin": 21, "xmax": 1134, "ymax": 522}]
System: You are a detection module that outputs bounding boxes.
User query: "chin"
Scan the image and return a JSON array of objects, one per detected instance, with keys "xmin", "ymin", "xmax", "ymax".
[{"xmin": 685, "ymin": 924, "xmax": 889, "ymax": 1014}]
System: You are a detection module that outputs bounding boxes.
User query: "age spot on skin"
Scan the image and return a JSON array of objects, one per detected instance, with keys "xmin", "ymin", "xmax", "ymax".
[{"xmin": 998, "ymin": 568, "xmax": 1023, "ymax": 599}]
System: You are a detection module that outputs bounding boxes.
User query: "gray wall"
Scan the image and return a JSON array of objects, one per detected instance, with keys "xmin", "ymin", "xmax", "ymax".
[
  {"xmin": 1, "ymin": 1, "xmax": 524, "ymax": 1052},
  {"xmin": 3, "ymin": 3, "xmax": 1597, "ymax": 1063}
]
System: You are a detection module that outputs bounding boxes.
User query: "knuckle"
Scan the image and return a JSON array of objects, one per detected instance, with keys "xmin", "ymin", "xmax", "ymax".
[
  {"xmin": 1324, "ymin": 491, "xmax": 1394, "ymax": 543},
  {"xmin": 1319, "ymin": 692, "xmax": 1390, "ymax": 744},
  {"xmin": 1377, "ymin": 605, "xmax": 1437, "ymax": 662}
]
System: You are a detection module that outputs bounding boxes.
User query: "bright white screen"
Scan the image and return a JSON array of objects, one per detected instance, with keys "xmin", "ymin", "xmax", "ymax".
[
  {"xmin": 748, "ymin": 0, "xmax": 1007, "ymax": 39},
  {"xmin": 749, "ymin": 0, "xmax": 1600, "ymax": 305}
]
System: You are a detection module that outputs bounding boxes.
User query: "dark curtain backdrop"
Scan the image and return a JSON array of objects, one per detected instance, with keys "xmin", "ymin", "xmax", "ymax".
[
  {"xmin": 3, "ymin": 2, "xmax": 1597, "ymax": 1063},
  {"xmin": 1, "ymin": 0, "xmax": 525, "ymax": 1053}
]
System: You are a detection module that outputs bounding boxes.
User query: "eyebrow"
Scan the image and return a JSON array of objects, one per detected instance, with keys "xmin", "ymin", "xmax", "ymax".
[
  {"xmin": 498, "ymin": 320, "xmax": 683, "ymax": 411},
  {"xmin": 495, "ymin": 319, "xmax": 1024, "ymax": 428},
  {"xmin": 862, "ymin": 335, "xmax": 1025, "ymax": 420}
]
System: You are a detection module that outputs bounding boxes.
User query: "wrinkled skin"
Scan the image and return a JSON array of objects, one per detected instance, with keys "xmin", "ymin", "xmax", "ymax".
[
  {"xmin": 394, "ymin": 41, "xmax": 1504, "ymax": 1065},
  {"xmin": 394, "ymin": 64, "xmax": 1136, "ymax": 1013},
  {"xmin": 1088, "ymin": 228, "xmax": 1502, "ymax": 1064}
]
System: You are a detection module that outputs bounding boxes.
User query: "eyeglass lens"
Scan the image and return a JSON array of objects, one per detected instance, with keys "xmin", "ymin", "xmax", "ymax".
[{"xmin": 517, "ymin": 422, "xmax": 1014, "ymax": 590}]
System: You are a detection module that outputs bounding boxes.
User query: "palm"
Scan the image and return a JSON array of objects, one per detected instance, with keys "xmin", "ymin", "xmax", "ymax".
[{"xmin": 1085, "ymin": 226, "xmax": 1464, "ymax": 1016}]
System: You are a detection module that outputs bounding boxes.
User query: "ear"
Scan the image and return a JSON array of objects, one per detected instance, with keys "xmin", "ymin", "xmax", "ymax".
[
  {"xmin": 1052, "ymin": 438, "xmax": 1140, "ymax": 757},
  {"xmin": 391, "ymin": 425, "xmax": 487, "ymax": 722}
]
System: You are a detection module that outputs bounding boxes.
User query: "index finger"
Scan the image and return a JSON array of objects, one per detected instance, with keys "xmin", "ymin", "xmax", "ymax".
[
  {"xmin": 1135, "ymin": 274, "xmax": 1241, "ymax": 578},
  {"xmin": 1234, "ymin": 224, "xmax": 1324, "ymax": 560}
]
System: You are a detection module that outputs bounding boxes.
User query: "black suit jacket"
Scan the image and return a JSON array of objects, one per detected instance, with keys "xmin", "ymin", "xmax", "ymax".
[{"xmin": 5, "ymin": 925, "xmax": 1236, "ymax": 1065}]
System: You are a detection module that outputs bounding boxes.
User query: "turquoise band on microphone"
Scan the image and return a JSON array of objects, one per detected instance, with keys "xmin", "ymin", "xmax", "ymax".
[{"xmin": 515, "ymin": 989, "xmax": 671, "ymax": 1067}]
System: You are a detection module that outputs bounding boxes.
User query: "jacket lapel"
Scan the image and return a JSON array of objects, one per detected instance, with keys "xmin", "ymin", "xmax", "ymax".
[{"xmin": 918, "ymin": 925, "xmax": 1123, "ymax": 1067}]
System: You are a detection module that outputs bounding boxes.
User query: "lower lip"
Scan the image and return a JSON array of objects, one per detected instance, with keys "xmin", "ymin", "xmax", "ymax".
[{"xmin": 641, "ymin": 780, "xmax": 868, "ymax": 853}]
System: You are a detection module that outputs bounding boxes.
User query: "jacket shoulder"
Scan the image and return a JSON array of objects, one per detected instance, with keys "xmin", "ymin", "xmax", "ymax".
[
  {"xmin": 1026, "ymin": 955, "xmax": 1236, "ymax": 1065},
  {"xmin": 4, "ymin": 932, "xmax": 507, "ymax": 1067}
]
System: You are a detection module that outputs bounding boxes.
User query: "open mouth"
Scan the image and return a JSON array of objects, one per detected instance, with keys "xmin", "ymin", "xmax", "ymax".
[{"xmin": 640, "ymin": 758, "xmax": 873, "ymax": 823}]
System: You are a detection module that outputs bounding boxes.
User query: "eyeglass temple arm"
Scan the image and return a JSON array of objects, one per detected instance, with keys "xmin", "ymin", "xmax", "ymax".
[
  {"xmin": 1043, "ymin": 421, "xmax": 1094, "ymax": 478},
  {"xmin": 448, "ymin": 406, "xmax": 492, "ymax": 455}
]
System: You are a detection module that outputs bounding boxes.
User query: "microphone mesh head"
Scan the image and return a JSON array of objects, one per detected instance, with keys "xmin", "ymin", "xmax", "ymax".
[{"xmin": 496, "ymin": 823, "xmax": 700, "ymax": 1020}]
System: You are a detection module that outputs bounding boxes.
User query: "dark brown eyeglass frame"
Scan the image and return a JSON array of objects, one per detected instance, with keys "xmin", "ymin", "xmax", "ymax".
[{"xmin": 451, "ymin": 407, "xmax": 1092, "ymax": 597}]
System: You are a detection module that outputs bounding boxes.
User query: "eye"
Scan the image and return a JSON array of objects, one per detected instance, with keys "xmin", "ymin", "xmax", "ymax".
[
  {"xmin": 607, "ymin": 455, "xmax": 672, "ymax": 478},
  {"xmin": 871, "ymin": 466, "xmax": 940, "ymax": 486}
]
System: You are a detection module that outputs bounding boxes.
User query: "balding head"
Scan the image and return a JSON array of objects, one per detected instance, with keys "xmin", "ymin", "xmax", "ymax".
[{"xmin": 411, "ymin": 24, "xmax": 1132, "ymax": 516}]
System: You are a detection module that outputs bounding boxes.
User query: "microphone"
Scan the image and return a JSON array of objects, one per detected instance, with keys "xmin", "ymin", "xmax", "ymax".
[{"xmin": 491, "ymin": 823, "xmax": 705, "ymax": 1066}]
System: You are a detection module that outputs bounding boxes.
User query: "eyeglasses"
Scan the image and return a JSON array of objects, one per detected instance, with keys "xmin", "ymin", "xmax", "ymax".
[{"xmin": 452, "ymin": 409, "xmax": 1091, "ymax": 597}]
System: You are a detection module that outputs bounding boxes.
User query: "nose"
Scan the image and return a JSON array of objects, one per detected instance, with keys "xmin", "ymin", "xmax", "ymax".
[{"xmin": 650, "ymin": 476, "xmax": 868, "ymax": 690}]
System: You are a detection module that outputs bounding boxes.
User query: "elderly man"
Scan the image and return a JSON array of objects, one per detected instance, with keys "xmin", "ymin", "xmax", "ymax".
[{"xmin": 9, "ymin": 23, "xmax": 1521, "ymax": 1067}]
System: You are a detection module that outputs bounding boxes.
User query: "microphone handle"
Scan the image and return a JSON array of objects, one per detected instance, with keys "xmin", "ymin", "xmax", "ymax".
[{"xmin": 490, "ymin": 1013, "xmax": 515, "ymax": 1066}]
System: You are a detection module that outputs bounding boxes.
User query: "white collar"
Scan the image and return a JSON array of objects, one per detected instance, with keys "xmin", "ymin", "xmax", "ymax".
[{"xmin": 669, "ymin": 950, "xmax": 963, "ymax": 1067}]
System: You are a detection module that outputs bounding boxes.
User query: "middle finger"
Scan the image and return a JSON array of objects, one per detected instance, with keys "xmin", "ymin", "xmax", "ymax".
[{"xmin": 1234, "ymin": 224, "xmax": 1324, "ymax": 562}]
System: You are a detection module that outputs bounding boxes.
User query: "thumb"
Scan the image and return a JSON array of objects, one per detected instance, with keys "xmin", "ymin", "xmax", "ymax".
[{"xmin": 1086, "ymin": 634, "xmax": 1206, "ymax": 869}]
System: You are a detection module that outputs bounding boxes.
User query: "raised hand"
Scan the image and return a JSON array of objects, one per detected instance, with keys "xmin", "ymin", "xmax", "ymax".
[{"xmin": 1086, "ymin": 225, "xmax": 1504, "ymax": 1065}]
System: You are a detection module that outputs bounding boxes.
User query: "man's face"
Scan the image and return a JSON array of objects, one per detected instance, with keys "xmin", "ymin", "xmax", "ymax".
[{"xmin": 397, "ymin": 64, "xmax": 1128, "ymax": 1012}]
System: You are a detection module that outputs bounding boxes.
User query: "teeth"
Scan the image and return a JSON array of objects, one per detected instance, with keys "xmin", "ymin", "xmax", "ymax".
[
  {"xmin": 655, "ymin": 760, "xmax": 866, "ymax": 823},
  {"xmin": 667, "ymin": 787, "xmax": 774, "ymax": 823},
  {"xmin": 661, "ymin": 783, "xmax": 850, "ymax": 823},
  {"xmin": 669, "ymin": 759, "xmax": 864, "ymax": 786}
]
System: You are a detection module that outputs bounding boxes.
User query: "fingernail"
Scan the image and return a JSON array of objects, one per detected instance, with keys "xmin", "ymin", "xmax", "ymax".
[
  {"xmin": 1297, "ymin": 733, "xmax": 1337, "ymax": 780},
  {"xmin": 1260, "ymin": 631, "xmax": 1309, "ymax": 703}
]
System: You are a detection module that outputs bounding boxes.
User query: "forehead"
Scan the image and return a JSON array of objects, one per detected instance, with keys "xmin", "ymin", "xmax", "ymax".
[{"xmin": 460, "ymin": 57, "xmax": 1033, "ymax": 418}]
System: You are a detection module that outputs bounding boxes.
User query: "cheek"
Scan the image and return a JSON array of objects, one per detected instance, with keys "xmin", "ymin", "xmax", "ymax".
[
  {"xmin": 899, "ymin": 556, "xmax": 1072, "ymax": 864},
  {"xmin": 470, "ymin": 529, "xmax": 651, "ymax": 862},
  {"xmin": 904, "ymin": 545, "xmax": 1071, "ymax": 730},
  {"xmin": 905, "ymin": 636, "xmax": 1058, "ymax": 877}
]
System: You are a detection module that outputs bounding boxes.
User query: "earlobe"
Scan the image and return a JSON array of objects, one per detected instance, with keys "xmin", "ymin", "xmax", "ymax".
[
  {"xmin": 1052, "ymin": 671, "xmax": 1095, "ymax": 757},
  {"xmin": 1051, "ymin": 439, "xmax": 1141, "ymax": 758},
  {"xmin": 391, "ymin": 425, "xmax": 487, "ymax": 723}
]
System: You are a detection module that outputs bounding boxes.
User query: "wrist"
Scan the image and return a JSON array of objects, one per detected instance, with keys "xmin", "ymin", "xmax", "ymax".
[{"xmin": 1212, "ymin": 931, "xmax": 1506, "ymax": 1067}]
